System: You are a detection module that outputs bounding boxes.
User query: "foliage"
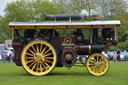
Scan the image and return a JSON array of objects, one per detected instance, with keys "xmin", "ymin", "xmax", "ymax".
[
  {"xmin": 0, "ymin": 0, "xmax": 128, "ymax": 50},
  {"xmin": 95, "ymin": 0, "xmax": 127, "ymax": 18},
  {"xmin": 108, "ymin": 13, "xmax": 128, "ymax": 50},
  {"xmin": 0, "ymin": 0, "xmax": 61, "ymax": 42},
  {"xmin": 53, "ymin": 0, "xmax": 128, "ymax": 50},
  {"xmin": 4, "ymin": 0, "xmax": 60, "ymax": 22}
]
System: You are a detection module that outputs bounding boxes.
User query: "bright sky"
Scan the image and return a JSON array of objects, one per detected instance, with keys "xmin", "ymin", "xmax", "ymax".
[
  {"xmin": 0, "ymin": 0, "xmax": 16, "ymax": 16},
  {"xmin": 0, "ymin": 0, "xmax": 128, "ymax": 16}
]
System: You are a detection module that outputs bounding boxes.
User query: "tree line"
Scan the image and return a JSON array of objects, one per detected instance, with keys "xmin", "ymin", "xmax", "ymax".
[{"xmin": 0, "ymin": 0, "xmax": 128, "ymax": 50}]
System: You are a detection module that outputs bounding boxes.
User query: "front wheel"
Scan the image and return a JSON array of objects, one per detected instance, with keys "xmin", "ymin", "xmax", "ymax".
[
  {"xmin": 21, "ymin": 40, "xmax": 57, "ymax": 76},
  {"xmin": 86, "ymin": 53, "xmax": 109, "ymax": 76}
]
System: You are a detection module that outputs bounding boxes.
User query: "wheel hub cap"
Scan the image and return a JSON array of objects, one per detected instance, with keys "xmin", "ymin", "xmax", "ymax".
[
  {"xmin": 95, "ymin": 62, "xmax": 100, "ymax": 67},
  {"xmin": 35, "ymin": 54, "xmax": 42, "ymax": 61}
]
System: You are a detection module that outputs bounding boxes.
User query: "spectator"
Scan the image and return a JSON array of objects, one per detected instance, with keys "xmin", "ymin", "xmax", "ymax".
[
  {"xmin": 9, "ymin": 52, "xmax": 14, "ymax": 63},
  {"xmin": 2, "ymin": 51, "xmax": 6, "ymax": 63},
  {"xmin": 0, "ymin": 54, "xmax": 2, "ymax": 63},
  {"xmin": 7, "ymin": 49, "xmax": 12, "ymax": 57},
  {"xmin": 117, "ymin": 49, "xmax": 120, "ymax": 61},
  {"xmin": 6, "ymin": 49, "xmax": 12, "ymax": 62}
]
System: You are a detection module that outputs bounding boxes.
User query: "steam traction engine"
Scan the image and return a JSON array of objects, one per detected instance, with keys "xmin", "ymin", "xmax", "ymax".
[{"xmin": 8, "ymin": 14, "xmax": 120, "ymax": 76}]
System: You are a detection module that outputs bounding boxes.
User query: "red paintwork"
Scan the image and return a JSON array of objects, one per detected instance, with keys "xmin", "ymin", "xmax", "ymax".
[
  {"xmin": 13, "ymin": 40, "xmax": 23, "ymax": 66},
  {"xmin": 102, "ymin": 40, "xmax": 117, "ymax": 45},
  {"xmin": 52, "ymin": 37, "xmax": 75, "ymax": 46},
  {"xmin": 13, "ymin": 35, "xmax": 117, "ymax": 66}
]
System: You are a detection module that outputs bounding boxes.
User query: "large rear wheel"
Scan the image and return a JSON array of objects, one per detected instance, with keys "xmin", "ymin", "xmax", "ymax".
[
  {"xmin": 86, "ymin": 53, "xmax": 109, "ymax": 76},
  {"xmin": 21, "ymin": 40, "xmax": 57, "ymax": 76}
]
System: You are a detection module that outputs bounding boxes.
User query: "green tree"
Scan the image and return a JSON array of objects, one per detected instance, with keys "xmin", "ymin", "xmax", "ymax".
[
  {"xmin": 4, "ymin": 0, "xmax": 60, "ymax": 22},
  {"xmin": 95, "ymin": 0, "xmax": 127, "ymax": 19},
  {"xmin": 109, "ymin": 0, "xmax": 126, "ymax": 18},
  {"xmin": 52, "ymin": 0, "xmax": 69, "ymax": 13},
  {"xmin": 52, "ymin": 0, "xmax": 97, "ymax": 16},
  {"xmin": 108, "ymin": 12, "xmax": 128, "ymax": 50},
  {"xmin": 0, "ymin": 0, "xmax": 61, "ymax": 42}
]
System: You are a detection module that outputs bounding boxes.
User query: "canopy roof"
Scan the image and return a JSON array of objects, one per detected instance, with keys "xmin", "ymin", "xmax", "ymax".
[{"xmin": 8, "ymin": 20, "xmax": 121, "ymax": 29}]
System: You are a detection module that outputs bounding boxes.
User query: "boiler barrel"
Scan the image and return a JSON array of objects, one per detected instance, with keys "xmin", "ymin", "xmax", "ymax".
[
  {"xmin": 76, "ymin": 44, "xmax": 106, "ymax": 55},
  {"xmin": 91, "ymin": 44, "xmax": 105, "ymax": 53}
]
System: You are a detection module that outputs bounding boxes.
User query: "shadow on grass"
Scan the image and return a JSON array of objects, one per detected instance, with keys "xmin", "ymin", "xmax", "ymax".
[
  {"xmin": 49, "ymin": 72, "xmax": 91, "ymax": 76},
  {"xmin": 1, "ymin": 72, "xmax": 91, "ymax": 77},
  {"xmin": 0, "ymin": 72, "xmax": 111, "ymax": 77}
]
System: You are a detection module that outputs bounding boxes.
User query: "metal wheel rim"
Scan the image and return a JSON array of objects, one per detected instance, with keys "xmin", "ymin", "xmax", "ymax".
[
  {"xmin": 87, "ymin": 53, "xmax": 109, "ymax": 76},
  {"xmin": 21, "ymin": 40, "xmax": 57, "ymax": 76}
]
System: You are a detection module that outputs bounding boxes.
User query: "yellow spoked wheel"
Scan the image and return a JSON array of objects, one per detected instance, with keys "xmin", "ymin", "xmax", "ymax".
[
  {"xmin": 86, "ymin": 53, "xmax": 109, "ymax": 76},
  {"xmin": 21, "ymin": 40, "xmax": 57, "ymax": 76}
]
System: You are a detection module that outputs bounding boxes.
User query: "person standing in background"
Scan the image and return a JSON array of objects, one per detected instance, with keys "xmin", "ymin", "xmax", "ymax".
[
  {"xmin": 9, "ymin": 52, "xmax": 14, "ymax": 63},
  {"xmin": 2, "ymin": 51, "xmax": 6, "ymax": 63},
  {"xmin": 7, "ymin": 49, "xmax": 11, "ymax": 61},
  {"xmin": 0, "ymin": 54, "xmax": 2, "ymax": 63}
]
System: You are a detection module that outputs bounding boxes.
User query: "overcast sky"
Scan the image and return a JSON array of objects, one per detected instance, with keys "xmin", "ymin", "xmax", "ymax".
[
  {"xmin": 0, "ymin": 0, "xmax": 16, "ymax": 16},
  {"xmin": 0, "ymin": 0, "xmax": 128, "ymax": 16}
]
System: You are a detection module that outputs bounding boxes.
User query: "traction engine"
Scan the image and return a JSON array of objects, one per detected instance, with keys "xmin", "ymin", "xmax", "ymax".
[{"xmin": 8, "ymin": 14, "xmax": 120, "ymax": 76}]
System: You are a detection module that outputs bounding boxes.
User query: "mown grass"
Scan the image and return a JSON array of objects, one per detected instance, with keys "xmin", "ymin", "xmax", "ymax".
[{"xmin": 0, "ymin": 62, "xmax": 128, "ymax": 85}]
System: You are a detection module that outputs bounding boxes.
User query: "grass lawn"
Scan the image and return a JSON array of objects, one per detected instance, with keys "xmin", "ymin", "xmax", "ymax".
[{"xmin": 0, "ymin": 62, "xmax": 128, "ymax": 85}]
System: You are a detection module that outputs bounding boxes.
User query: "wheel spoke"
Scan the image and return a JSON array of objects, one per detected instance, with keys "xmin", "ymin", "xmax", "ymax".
[
  {"xmin": 98, "ymin": 67, "xmax": 102, "ymax": 73},
  {"xmin": 91, "ymin": 57, "xmax": 96, "ymax": 62},
  {"xmin": 95, "ymin": 67, "xmax": 99, "ymax": 73},
  {"xmin": 94, "ymin": 57, "xmax": 97, "ymax": 62},
  {"xmin": 45, "ymin": 60, "xmax": 53, "ymax": 64},
  {"xmin": 44, "ymin": 61, "xmax": 50, "ymax": 68},
  {"xmin": 31, "ymin": 45, "xmax": 37, "ymax": 53},
  {"xmin": 40, "ymin": 44, "xmax": 43, "ymax": 53},
  {"xmin": 42, "ymin": 46, "xmax": 47, "ymax": 54},
  {"xmin": 28, "ymin": 61, "xmax": 36, "ymax": 67},
  {"xmin": 89, "ymin": 63, "xmax": 95, "ymax": 66},
  {"xmin": 40, "ymin": 64, "xmax": 42, "ymax": 72},
  {"xmin": 99, "ymin": 65, "xmax": 105, "ymax": 73},
  {"xmin": 26, "ymin": 60, "xmax": 34, "ymax": 64},
  {"xmin": 45, "ymin": 57, "xmax": 54, "ymax": 60},
  {"xmin": 93, "ymin": 67, "xmax": 96, "ymax": 72},
  {"xmin": 95, "ymin": 66, "xmax": 99, "ymax": 73},
  {"xmin": 36, "ymin": 44, "xmax": 39, "ymax": 53},
  {"xmin": 90, "ymin": 66, "xmax": 95, "ymax": 71},
  {"xmin": 90, "ymin": 59, "xmax": 95, "ymax": 64},
  {"xmin": 100, "ymin": 61, "xmax": 106, "ymax": 66},
  {"xmin": 99, "ymin": 57, "xmax": 102, "ymax": 62},
  {"xmin": 97, "ymin": 56, "xmax": 99, "ymax": 62},
  {"xmin": 102, "ymin": 64, "xmax": 107, "ymax": 70},
  {"xmin": 26, "ymin": 52, "xmax": 34, "ymax": 57},
  {"xmin": 44, "ymin": 53, "xmax": 52, "ymax": 57},
  {"xmin": 29, "ymin": 49, "xmax": 35, "ymax": 55},
  {"xmin": 40, "ymin": 62, "xmax": 47, "ymax": 71},
  {"xmin": 98, "ymin": 66, "xmax": 101, "ymax": 73},
  {"xmin": 32, "ymin": 63, "xmax": 37, "ymax": 71},
  {"xmin": 26, "ymin": 57, "xmax": 34, "ymax": 60},
  {"xmin": 44, "ymin": 48, "xmax": 51, "ymax": 55},
  {"xmin": 36, "ymin": 63, "xmax": 39, "ymax": 72}
]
